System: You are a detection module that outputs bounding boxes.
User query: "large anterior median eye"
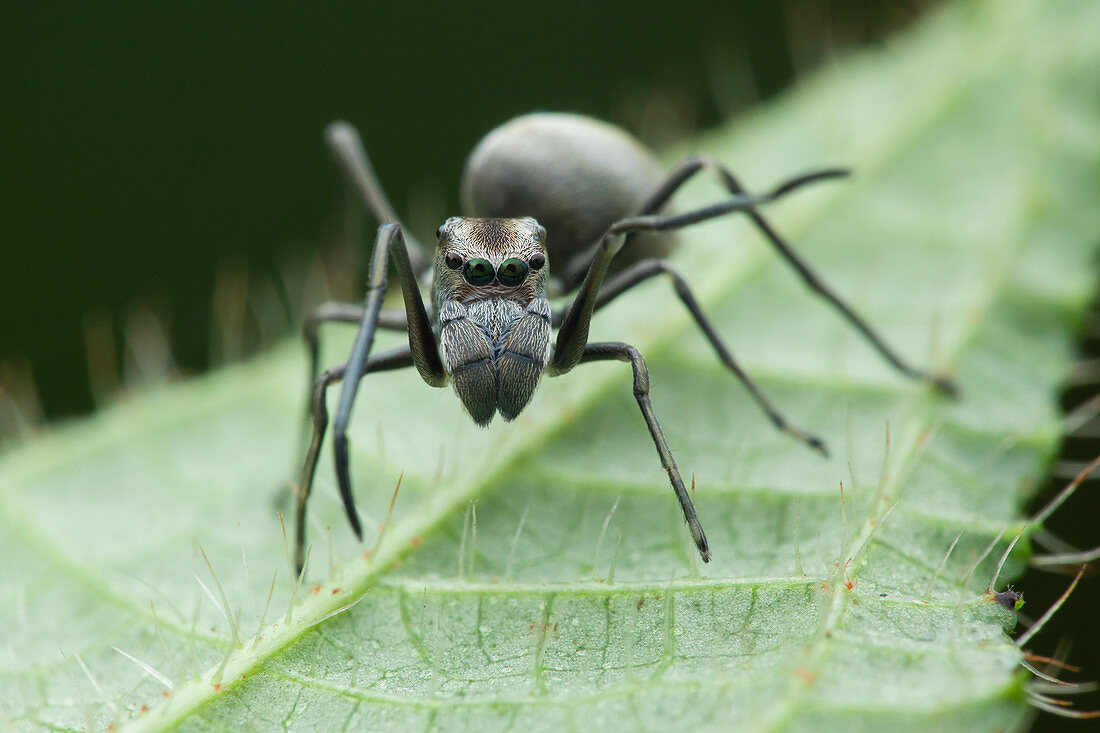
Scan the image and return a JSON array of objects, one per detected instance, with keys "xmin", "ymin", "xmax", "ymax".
[
  {"xmin": 463, "ymin": 258, "xmax": 495, "ymax": 285},
  {"xmin": 497, "ymin": 258, "xmax": 529, "ymax": 286}
]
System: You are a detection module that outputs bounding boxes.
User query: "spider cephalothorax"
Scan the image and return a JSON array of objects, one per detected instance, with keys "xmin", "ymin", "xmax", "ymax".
[{"xmin": 432, "ymin": 217, "xmax": 552, "ymax": 425}]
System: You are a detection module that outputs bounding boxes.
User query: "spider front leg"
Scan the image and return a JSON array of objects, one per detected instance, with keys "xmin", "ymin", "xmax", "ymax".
[{"xmin": 294, "ymin": 223, "xmax": 444, "ymax": 572}]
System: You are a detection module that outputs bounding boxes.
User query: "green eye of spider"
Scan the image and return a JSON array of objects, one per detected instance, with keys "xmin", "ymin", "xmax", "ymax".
[
  {"xmin": 463, "ymin": 258, "xmax": 495, "ymax": 286},
  {"xmin": 497, "ymin": 258, "xmax": 529, "ymax": 286}
]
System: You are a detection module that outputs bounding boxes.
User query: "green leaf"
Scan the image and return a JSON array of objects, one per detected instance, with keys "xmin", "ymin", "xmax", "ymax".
[{"xmin": 3, "ymin": 0, "xmax": 1099, "ymax": 729}]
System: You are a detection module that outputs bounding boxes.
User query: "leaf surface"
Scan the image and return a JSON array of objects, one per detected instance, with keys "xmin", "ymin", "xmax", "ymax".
[{"xmin": 2, "ymin": 0, "xmax": 1099, "ymax": 730}]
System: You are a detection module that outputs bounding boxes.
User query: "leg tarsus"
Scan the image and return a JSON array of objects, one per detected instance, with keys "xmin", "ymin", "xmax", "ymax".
[{"xmin": 332, "ymin": 430, "xmax": 363, "ymax": 541}]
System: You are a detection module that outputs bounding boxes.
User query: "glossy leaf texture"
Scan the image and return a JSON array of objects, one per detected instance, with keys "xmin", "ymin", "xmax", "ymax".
[{"xmin": 2, "ymin": 0, "xmax": 1099, "ymax": 730}]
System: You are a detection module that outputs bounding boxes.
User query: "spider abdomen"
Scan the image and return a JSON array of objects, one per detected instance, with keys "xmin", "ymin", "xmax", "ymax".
[{"xmin": 461, "ymin": 113, "xmax": 673, "ymax": 288}]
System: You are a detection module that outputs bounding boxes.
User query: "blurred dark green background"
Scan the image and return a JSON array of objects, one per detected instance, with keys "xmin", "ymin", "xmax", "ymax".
[
  {"xmin": 2, "ymin": 1, "xmax": 927, "ymax": 421},
  {"xmin": 2, "ymin": 3, "xmax": 1096, "ymax": 727}
]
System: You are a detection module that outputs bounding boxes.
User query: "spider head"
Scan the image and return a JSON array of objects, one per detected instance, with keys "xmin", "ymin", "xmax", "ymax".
[{"xmin": 432, "ymin": 217, "xmax": 548, "ymax": 304}]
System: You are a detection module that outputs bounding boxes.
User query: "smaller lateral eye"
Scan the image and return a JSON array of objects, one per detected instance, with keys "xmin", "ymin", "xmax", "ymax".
[
  {"xmin": 528, "ymin": 253, "xmax": 545, "ymax": 271},
  {"xmin": 436, "ymin": 225, "xmax": 445, "ymax": 240},
  {"xmin": 445, "ymin": 253, "xmax": 463, "ymax": 270}
]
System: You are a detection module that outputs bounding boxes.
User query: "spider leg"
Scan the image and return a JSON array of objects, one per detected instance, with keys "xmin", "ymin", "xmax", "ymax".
[
  {"xmin": 577, "ymin": 258, "xmax": 828, "ymax": 456},
  {"xmin": 551, "ymin": 170, "xmax": 838, "ymax": 374},
  {"xmin": 313, "ymin": 221, "xmax": 443, "ymax": 575},
  {"xmin": 563, "ymin": 155, "xmax": 956, "ymax": 394},
  {"xmin": 296, "ymin": 345, "xmax": 414, "ymax": 574},
  {"xmin": 324, "ymin": 121, "xmax": 434, "ymax": 279},
  {"xmin": 301, "ymin": 303, "xmax": 413, "ymax": 450},
  {"xmin": 576, "ymin": 342, "xmax": 710, "ymax": 562},
  {"xmin": 305, "ymin": 304, "xmax": 411, "ymax": 385}
]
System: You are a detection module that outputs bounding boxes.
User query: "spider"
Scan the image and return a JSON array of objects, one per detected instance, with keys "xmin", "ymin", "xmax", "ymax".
[{"xmin": 293, "ymin": 113, "xmax": 955, "ymax": 574}]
